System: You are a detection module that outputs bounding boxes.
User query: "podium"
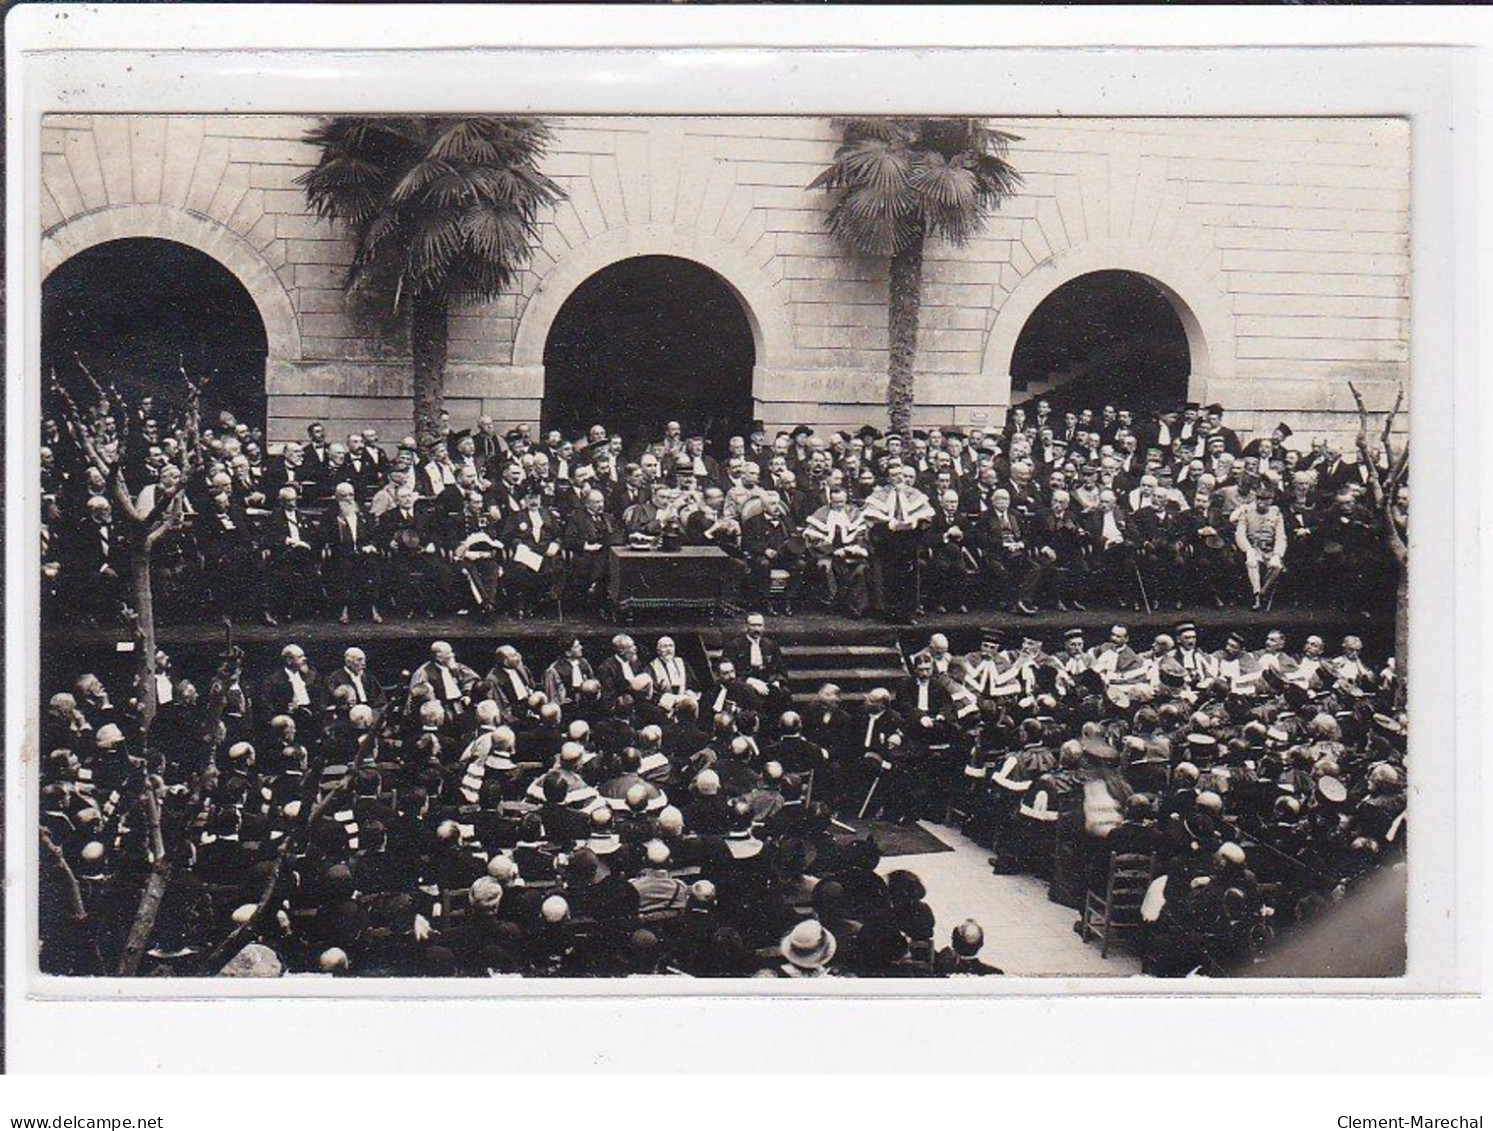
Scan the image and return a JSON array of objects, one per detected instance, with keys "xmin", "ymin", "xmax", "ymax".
[{"xmin": 607, "ymin": 546, "xmax": 734, "ymax": 623}]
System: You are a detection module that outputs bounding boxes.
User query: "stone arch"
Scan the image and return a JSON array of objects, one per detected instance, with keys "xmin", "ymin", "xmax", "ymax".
[
  {"xmin": 982, "ymin": 240, "xmax": 1235, "ymax": 409},
  {"xmin": 42, "ymin": 203, "xmax": 302, "ymax": 363},
  {"xmin": 512, "ymin": 223, "xmax": 793, "ymax": 388}
]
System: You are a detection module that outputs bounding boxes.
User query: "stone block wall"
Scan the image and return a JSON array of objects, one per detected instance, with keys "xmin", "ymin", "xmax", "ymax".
[{"xmin": 40, "ymin": 113, "xmax": 1409, "ymax": 447}]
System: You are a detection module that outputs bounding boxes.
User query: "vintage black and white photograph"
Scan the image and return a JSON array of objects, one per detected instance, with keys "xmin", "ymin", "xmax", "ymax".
[{"xmin": 35, "ymin": 110, "xmax": 1412, "ymax": 983}]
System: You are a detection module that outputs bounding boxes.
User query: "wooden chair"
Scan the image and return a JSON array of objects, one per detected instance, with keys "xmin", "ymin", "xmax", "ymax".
[{"xmin": 1080, "ymin": 852, "xmax": 1157, "ymax": 958}]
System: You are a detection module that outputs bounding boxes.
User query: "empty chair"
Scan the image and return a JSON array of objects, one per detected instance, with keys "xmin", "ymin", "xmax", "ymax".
[{"xmin": 1080, "ymin": 852, "xmax": 1157, "ymax": 958}]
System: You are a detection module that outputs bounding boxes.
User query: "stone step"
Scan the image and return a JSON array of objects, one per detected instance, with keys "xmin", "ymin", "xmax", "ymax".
[
  {"xmin": 782, "ymin": 645, "xmax": 903, "ymax": 668},
  {"xmin": 788, "ymin": 666, "xmax": 904, "ymax": 685},
  {"xmin": 792, "ymin": 690, "xmax": 868, "ymax": 705}
]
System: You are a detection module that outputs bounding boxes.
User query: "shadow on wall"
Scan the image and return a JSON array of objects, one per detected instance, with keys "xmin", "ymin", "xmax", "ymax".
[
  {"xmin": 541, "ymin": 255, "xmax": 756, "ymax": 451},
  {"xmin": 43, "ymin": 237, "xmax": 269, "ymax": 433},
  {"xmin": 1011, "ymin": 269, "xmax": 1190, "ymax": 413}
]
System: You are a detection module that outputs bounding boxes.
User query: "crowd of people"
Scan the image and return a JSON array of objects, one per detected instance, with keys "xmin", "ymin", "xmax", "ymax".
[
  {"xmin": 41, "ymin": 610, "xmax": 1404, "ymax": 979},
  {"xmin": 39, "ymin": 381, "xmax": 1406, "ymax": 977},
  {"xmin": 41, "ymin": 392, "xmax": 1403, "ymax": 627}
]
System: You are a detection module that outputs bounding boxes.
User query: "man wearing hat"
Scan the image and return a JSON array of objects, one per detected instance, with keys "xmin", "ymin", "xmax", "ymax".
[
  {"xmin": 1173, "ymin": 623, "xmax": 1219, "ymax": 690},
  {"xmin": 777, "ymin": 919, "xmax": 837, "ymax": 977},
  {"xmin": 963, "ymin": 628, "xmax": 1017, "ymax": 704}
]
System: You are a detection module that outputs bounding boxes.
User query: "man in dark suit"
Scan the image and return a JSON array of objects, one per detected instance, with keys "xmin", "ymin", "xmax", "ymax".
[
  {"xmin": 922, "ymin": 488, "xmax": 979, "ymax": 614},
  {"xmin": 974, "ymin": 487, "xmax": 1038, "ymax": 615},
  {"xmin": 322, "ymin": 482, "xmax": 383, "ymax": 624},
  {"xmin": 259, "ymin": 644, "xmax": 326, "ymax": 733},
  {"xmin": 1079, "ymin": 488, "xmax": 1137, "ymax": 608},
  {"xmin": 326, "ymin": 646, "xmax": 387, "ymax": 715},
  {"xmin": 662, "ymin": 696, "xmax": 713, "ymax": 762},
  {"xmin": 376, "ymin": 484, "xmax": 442, "ymax": 618},
  {"xmin": 804, "ymin": 682, "xmax": 855, "ymax": 757},
  {"xmin": 300, "ymin": 422, "xmax": 332, "ymax": 499},
  {"xmin": 64, "ymin": 496, "xmax": 125, "ymax": 623},
  {"xmin": 263, "ymin": 485, "xmax": 321, "ymax": 623},
  {"xmin": 563, "ymin": 488, "xmax": 621, "ymax": 611},
  {"xmin": 724, "ymin": 612, "xmax": 791, "ymax": 713},
  {"xmin": 846, "ymin": 688, "xmax": 904, "ymax": 820},
  {"xmin": 608, "ymin": 463, "xmax": 649, "ymax": 521},
  {"xmin": 1035, "ymin": 488, "xmax": 1090, "ymax": 612},
  {"xmin": 740, "ymin": 493, "xmax": 806, "ymax": 615},
  {"xmin": 341, "ymin": 433, "xmax": 382, "ymax": 503},
  {"xmin": 765, "ymin": 711, "xmax": 830, "ymax": 779},
  {"xmin": 261, "ymin": 442, "xmax": 307, "ymax": 499},
  {"xmin": 895, "ymin": 652, "xmax": 953, "ymax": 733}
]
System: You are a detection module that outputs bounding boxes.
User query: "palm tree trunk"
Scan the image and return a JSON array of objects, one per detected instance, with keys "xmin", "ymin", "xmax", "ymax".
[
  {"xmin": 411, "ymin": 291, "xmax": 450, "ymax": 441},
  {"xmin": 886, "ymin": 237, "xmax": 924, "ymax": 436}
]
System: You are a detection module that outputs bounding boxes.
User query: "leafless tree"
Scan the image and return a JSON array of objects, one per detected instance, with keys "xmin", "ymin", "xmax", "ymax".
[
  {"xmin": 1348, "ymin": 381, "xmax": 1409, "ymax": 701},
  {"xmin": 51, "ymin": 357, "xmax": 204, "ymax": 973}
]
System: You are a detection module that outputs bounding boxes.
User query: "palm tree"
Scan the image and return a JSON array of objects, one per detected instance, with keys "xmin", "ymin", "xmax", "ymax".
[
  {"xmin": 809, "ymin": 117, "xmax": 1022, "ymax": 436},
  {"xmin": 298, "ymin": 116, "xmax": 566, "ymax": 441}
]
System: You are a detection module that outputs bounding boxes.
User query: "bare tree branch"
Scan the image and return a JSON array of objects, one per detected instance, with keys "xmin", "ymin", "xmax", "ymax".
[
  {"xmin": 145, "ymin": 490, "xmax": 189, "ymax": 549},
  {"xmin": 1380, "ymin": 386, "xmax": 1404, "ymax": 464},
  {"xmin": 40, "ymin": 828, "xmax": 88, "ymax": 922}
]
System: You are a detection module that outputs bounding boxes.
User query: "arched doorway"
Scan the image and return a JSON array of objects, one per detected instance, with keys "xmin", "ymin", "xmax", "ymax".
[
  {"xmin": 540, "ymin": 255, "xmax": 756, "ymax": 450},
  {"xmin": 43, "ymin": 237, "xmax": 270, "ymax": 432},
  {"xmin": 1009, "ymin": 269, "xmax": 1191, "ymax": 412}
]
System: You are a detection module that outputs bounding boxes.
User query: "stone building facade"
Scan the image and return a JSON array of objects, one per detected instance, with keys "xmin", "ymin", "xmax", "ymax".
[{"xmin": 40, "ymin": 113, "xmax": 1410, "ymax": 444}]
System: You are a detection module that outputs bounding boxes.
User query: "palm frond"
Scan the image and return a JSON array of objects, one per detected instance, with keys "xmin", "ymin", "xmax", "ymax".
[
  {"xmin": 811, "ymin": 115, "xmax": 1024, "ymax": 255},
  {"xmin": 300, "ymin": 113, "xmax": 565, "ymax": 308},
  {"xmin": 910, "ymin": 151, "xmax": 985, "ymax": 246}
]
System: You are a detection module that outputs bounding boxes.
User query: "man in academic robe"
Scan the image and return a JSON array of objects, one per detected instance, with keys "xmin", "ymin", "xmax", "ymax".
[
  {"xmin": 647, "ymin": 636, "xmax": 698, "ymax": 705},
  {"xmin": 485, "ymin": 645, "xmax": 540, "ymax": 718},
  {"xmin": 543, "ymin": 638, "xmax": 595, "ymax": 707},
  {"xmin": 498, "ymin": 483, "xmax": 563, "ymax": 619},
  {"xmin": 803, "ymin": 487, "xmax": 871, "ymax": 618},
  {"xmin": 862, "ymin": 464, "xmax": 934, "ymax": 624},
  {"xmin": 408, "ymin": 641, "xmax": 481, "ymax": 731}
]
